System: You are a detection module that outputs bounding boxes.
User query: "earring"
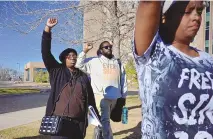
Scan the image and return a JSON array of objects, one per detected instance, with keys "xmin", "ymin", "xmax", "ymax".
[{"xmin": 162, "ymin": 15, "xmax": 166, "ymax": 24}]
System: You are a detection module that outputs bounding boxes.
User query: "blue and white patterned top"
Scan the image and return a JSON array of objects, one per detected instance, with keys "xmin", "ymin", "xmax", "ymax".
[{"xmin": 133, "ymin": 32, "xmax": 213, "ymax": 139}]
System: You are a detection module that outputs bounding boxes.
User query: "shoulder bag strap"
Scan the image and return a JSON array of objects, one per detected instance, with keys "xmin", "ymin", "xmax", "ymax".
[
  {"xmin": 50, "ymin": 76, "xmax": 76, "ymax": 116},
  {"xmin": 117, "ymin": 59, "xmax": 123, "ymax": 96}
]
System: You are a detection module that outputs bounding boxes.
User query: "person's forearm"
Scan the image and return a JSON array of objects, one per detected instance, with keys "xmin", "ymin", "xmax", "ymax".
[
  {"xmin": 41, "ymin": 30, "xmax": 59, "ymax": 71},
  {"xmin": 76, "ymin": 52, "xmax": 89, "ymax": 73},
  {"xmin": 44, "ymin": 25, "xmax": 51, "ymax": 33},
  {"xmin": 83, "ymin": 49, "xmax": 88, "ymax": 53},
  {"xmin": 135, "ymin": 1, "xmax": 161, "ymax": 56}
]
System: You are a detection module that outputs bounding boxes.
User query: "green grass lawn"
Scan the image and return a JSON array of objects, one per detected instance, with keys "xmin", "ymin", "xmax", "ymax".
[
  {"xmin": 0, "ymin": 95, "xmax": 141, "ymax": 139},
  {"xmin": 0, "ymin": 88, "xmax": 40, "ymax": 95}
]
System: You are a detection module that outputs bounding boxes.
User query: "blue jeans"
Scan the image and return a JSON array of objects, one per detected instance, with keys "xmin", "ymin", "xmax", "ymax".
[{"xmin": 100, "ymin": 98, "xmax": 117, "ymax": 139}]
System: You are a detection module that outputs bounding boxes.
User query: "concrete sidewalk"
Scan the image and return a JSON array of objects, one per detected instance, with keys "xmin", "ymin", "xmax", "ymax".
[
  {"xmin": 0, "ymin": 106, "xmax": 45, "ymax": 131},
  {"xmin": 0, "ymin": 88, "xmax": 138, "ymax": 131}
]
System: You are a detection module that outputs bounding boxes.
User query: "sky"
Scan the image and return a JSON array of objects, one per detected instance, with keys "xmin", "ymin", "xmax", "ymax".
[{"xmin": 0, "ymin": 1, "xmax": 83, "ymax": 72}]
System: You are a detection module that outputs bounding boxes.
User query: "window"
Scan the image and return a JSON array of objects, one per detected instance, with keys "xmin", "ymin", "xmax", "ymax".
[
  {"xmin": 34, "ymin": 68, "xmax": 47, "ymax": 72},
  {"xmin": 205, "ymin": 40, "xmax": 209, "ymax": 53},
  {"xmin": 205, "ymin": 47, "xmax": 209, "ymax": 53},
  {"xmin": 212, "ymin": 44, "xmax": 213, "ymax": 55},
  {"xmin": 206, "ymin": 21, "xmax": 209, "ymax": 27},
  {"xmin": 26, "ymin": 69, "xmax": 29, "ymax": 81},
  {"xmin": 206, "ymin": 12, "xmax": 210, "ymax": 22},
  {"xmin": 205, "ymin": 29, "xmax": 209, "ymax": 40},
  {"xmin": 206, "ymin": 2, "xmax": 210, "ymax": 12}
]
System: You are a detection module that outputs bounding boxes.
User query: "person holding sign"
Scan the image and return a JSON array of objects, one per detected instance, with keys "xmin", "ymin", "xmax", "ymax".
[{"xmin": 134, "ymin": 1, "xmax": 213, "ymax": 139}]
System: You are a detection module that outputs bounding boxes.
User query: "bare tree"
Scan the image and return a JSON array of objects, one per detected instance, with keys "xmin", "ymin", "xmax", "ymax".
[
  {"xmin": 81, "ymin": 1, "xmax": 137, "ymax": 61},
  {"xmin": 0, "ymin": 1, "xmax": 84, "ymax": 46},
  {"xmin": 0, "ymin": 66, "xmax": 19, "ymax": 81},
  {"xmin": 0, "ymin": 1, "xmax": 138, "ymax": 61}
]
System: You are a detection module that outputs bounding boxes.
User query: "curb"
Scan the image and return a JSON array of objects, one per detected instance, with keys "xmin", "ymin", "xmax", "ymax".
[{"xmin": 0, "ymin": 91, "xmax": 50, "ymax": 98}]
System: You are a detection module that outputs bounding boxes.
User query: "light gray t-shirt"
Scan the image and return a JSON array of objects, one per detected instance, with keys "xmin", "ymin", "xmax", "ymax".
[{"xmin": 133, "ymin": 32, "xmax": 213, "ymax": 139}]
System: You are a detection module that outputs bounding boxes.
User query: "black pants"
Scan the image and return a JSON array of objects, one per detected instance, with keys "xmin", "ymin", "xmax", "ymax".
[
  {"xmin": 50, "ymin": 122, "xmax": 84, "ymax": 139},
  {"xmin": 51, "ymin": 130, "xmax": 83, "ymax": 139},
  {"xmin": 51, "ymin": 134, "xmax": 83, "ymax": 139}
]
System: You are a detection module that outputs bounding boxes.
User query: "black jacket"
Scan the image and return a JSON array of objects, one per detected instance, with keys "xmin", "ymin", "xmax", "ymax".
[{"xmin": 41, "ymin": 31, "xmax": 99, "ymax": 137}]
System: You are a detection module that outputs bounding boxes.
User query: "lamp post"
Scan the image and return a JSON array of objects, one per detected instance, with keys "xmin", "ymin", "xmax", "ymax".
[
  {"xmin": 16, "ymin": 63, "xmax": 21, "ymax": 78},
  {"xmin": 17, "ymin": 63, "xmax": 20, "ymax": 71}
]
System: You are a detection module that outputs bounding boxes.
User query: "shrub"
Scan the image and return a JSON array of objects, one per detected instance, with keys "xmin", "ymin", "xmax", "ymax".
[{"xmin": 34, "ymin": 70, "xmax": 49, "ymax": 83}]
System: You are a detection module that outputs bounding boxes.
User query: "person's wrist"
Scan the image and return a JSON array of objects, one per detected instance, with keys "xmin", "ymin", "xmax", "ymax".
[
  {"xmin": 44, "ymin": 25, "xmax": 51, "ymax": 33},
  {"xmin": 83, "ymin": 49, "xmax": 89, "ymax": 53},
  {"xmin": 45, "ymin": 24, "xmax": 52, "ymax": 29}
]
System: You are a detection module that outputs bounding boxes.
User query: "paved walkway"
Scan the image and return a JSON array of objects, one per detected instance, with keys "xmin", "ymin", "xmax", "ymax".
[
  {"xmin": 0, "ymin": 88, "xmax": 138, "ymax": 131},
  {"xmin": 0, "ymin": 81, "xmax": 50, "ymax": 88},
  {"xmin": 0, "ymin": 106, "xmax": 45, "ymax": 131},
  {"xmin": 0, "ymin": 92, "xmax": 49, "ymax": 114}
]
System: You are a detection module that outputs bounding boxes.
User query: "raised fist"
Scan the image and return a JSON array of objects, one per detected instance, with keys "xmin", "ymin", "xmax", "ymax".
[
  {"xmin": 83, "ymin": 43, "xmax": 93, "ymax": 53},
  {"xmin": 46, "ymin": 18, "xmax": 58, "ymax": 28}
]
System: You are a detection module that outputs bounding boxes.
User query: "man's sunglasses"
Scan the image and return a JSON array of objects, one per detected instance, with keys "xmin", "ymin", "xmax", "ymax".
[{"xmin": 101, "ymin": 45, "xmax": 112, "ymax": 49}]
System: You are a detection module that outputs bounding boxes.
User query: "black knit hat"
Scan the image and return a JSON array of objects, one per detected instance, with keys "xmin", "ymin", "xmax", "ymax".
[{"xmin": 59, "ymin": 48, "xmax": 77, "ymax": 63}]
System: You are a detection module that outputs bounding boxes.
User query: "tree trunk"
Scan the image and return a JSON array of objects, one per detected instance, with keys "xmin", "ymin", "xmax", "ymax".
[{"xmin": 112, "ymin": 0, "xmax": 121, "ymax": 59}]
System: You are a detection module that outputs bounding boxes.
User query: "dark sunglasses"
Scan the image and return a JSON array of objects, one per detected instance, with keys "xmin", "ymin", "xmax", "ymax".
[{"xmin": 101, "ymin": 45, "xmax": 112, "ymax": 50}]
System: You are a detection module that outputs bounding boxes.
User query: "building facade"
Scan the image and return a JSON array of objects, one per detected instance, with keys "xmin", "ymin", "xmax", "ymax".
[
  {"xmin": 192, "ymin": 1, "xmax": 213, "ymax": 55},
  {"xmin": 24, "ymin": 62, "xmax": 46, "ymax": 82}
]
